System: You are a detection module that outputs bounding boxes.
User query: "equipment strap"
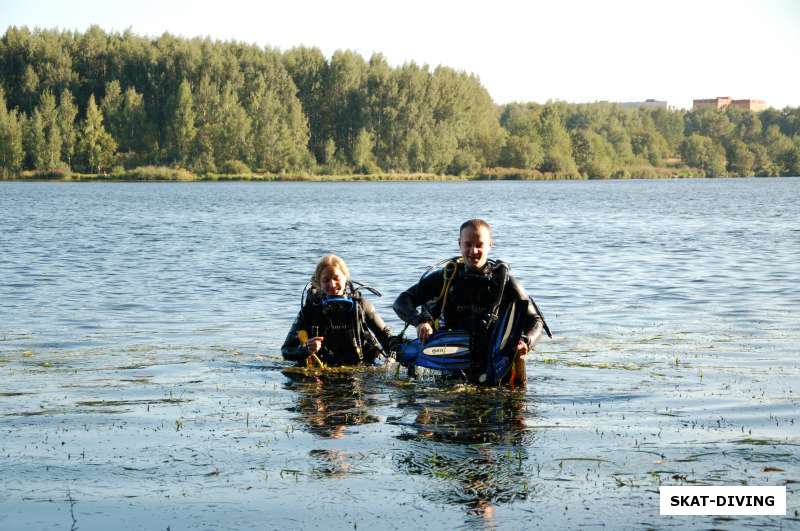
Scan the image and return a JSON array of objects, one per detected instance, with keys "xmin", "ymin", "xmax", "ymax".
[{"xmin": 435, "ymin": 259, "xmax": 459, "ymax": 326}]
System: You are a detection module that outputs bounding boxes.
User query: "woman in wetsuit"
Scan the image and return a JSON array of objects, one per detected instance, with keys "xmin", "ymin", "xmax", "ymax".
[{"xmin": 282, "ymin": 255, "xmax": 393, "ymax": 367}]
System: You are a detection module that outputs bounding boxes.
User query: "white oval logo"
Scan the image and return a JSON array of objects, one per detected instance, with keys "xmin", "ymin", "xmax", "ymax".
[{"xmin": 422, "ymin": 345, "xmax": 469, "ymax": 356}]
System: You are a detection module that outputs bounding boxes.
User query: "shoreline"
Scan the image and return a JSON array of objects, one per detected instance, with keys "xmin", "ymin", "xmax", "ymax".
[
  {"xmin": 1, "ymin": 168, "xmax": 734, "ymax": 183},
  {"xmin": 0, "ymin": 175, "xmax": 775, "ymax": 183}
]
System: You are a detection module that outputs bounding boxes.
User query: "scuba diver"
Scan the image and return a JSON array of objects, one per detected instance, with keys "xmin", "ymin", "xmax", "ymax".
[
  {"xmin": 282, "ymin": 254, "xmax": 394, "ymax": 367},
  {"xmin": 393, "ymin": 219, "xmax": 549, "ymax": 385}
]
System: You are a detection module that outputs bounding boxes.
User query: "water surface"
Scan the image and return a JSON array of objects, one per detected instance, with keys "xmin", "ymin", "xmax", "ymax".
[{"xmin": 1, "ymin": 179, "xmax": 799, "ymax": 529}]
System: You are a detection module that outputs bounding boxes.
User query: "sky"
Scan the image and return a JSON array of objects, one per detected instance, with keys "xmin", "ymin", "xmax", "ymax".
[{"xmin": 2, "ymin": 0, "xmax": 799, "ymax": 109}]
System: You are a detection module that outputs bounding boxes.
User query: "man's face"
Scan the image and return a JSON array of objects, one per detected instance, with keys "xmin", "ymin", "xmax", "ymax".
[{"xmin": 458, "ymin": 226, "xmax": 492, "ymax": 270}]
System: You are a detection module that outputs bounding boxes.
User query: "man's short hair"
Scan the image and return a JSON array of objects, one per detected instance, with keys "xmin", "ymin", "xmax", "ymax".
[{"xmin": 459, "ymin": 218, "xmax": 492, "ymax": 237}]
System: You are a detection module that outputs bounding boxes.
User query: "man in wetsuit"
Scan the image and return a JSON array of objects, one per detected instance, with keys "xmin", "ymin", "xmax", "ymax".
[{"xmin": 393, "ymin": 219, "xmax": 544, "ymax": 383}]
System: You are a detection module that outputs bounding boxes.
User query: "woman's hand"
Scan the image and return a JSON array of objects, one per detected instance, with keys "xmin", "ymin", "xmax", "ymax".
[
  {"xmin": 307, "ymin": 336, "xmax": 324, "ymax": 354},
  {"xmin": 416, "ymin": 322, "xmax": 434, "ymax": 342}
]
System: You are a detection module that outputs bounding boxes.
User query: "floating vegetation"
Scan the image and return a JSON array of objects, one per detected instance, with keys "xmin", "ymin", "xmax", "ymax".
[
  {"xmin": 538, "ymin": 357, "xmax": 641, "ymax": 371},
  {"xmin": 555, "ymin": 457, "xmax": 611, "ymax": 463},
  {"xmin": 76, "ymin": 398, "xmax": 191, "ymax": 407},
  {"xmin": 733, "ymin": 438, "xmax": 800, "ymax": 447}
]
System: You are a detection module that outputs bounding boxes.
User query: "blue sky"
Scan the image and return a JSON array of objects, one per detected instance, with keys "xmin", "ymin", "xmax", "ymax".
[{"xmin": 2, "ymin": 0, "xmax": 799, "ymax": 109}]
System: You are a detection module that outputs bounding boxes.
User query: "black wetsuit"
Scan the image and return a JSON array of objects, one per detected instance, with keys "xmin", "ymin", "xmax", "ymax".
[
  {"xmin": 282, "ymin": 289, "xmax": 392, "ymax": 366},
  {"xmin": 393, "ymin": 260, "xmax": 544, "ymax": 375}
]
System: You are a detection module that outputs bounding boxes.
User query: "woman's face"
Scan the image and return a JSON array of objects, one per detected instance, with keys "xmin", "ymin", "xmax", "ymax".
[{"xmin": 320, "ymin": 266, "xmax": 347, "ymax": 296}]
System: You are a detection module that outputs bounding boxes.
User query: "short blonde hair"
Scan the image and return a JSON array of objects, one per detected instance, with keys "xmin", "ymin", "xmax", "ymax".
[
  {"xmin": 459, "ymin": 218, "xmax": 492, "ymax": 238},
  {"xmin": 311, "ymin": 254, "xmax": 350, "ymax": 290}
]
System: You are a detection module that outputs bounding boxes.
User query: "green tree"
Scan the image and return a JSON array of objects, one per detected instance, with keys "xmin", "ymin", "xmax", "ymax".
[
  {"xmin": 213, "ymin": 82, "xmax": 250, "ymax": 165},
  {"xmin": 323, "ymin": 137, "xmax": 337, "ymax": 164},
  {"xmin": 499, "ymin": 103, "xmax": 544, "ymax": 168},
  {"xmin": 192, "ymin": 127, "xmax": 216, "ymax": 174},
  {"xmin": 0, "ymin": 88, "xmax": 25, "ymax": 175},
  {"xmin": 363, "ymin": 54, "xmax": 398, "ymax": 170},
  {"xmin": 101, "ymin": 80, "xmax": 124, "ymax": 138},
  {"xmin": 631, "ymin": 129, "xmax": 669, "ymax": 166},
  {"xmin": 79, "ymin": 94, "xmax": 117, "ymax": 173},
  {"xmin": 501, "ymin": 103, "xmax": 541, "ymax": 137},
  {"xmin": 447, "ymin": 150, "xmax": 481, "ymax": 176},
  {"xmin": 352, "ymin": 129, "xmax": 377, "ymax": 173},
  {"xmin": 726, "ymin": 140, "xmax": 754, "ymax": 176},
  {"xmin": 749, "ymin": 144, "xmax": 778, "ymax": 176},
  {"xmin": 5, "ymin": 26, "xmax": 800, "ymax": 179},
  {"xmin": 422, "ymin": 121, "xmax": 458, "ymax": 174},
  {"xmin": 283, "ymin": 47, "xmax": 328, "ymax": 161},
  {"xmin": 247, "ymin": 73, "xmax": 311, "ymax": 173},
  {"xmin": 191, "ymin": 76, "xmax": 220, "ymax": 171},
  {"xmin": 121, "ymin": 86, "xmax": 155, "ymax": 162},
  {"xmin": 428, "ymin": 66, "xmax": 505, "ymax": 168},
  {"xmin": 685, "ymin": 108, "xmax": 734, "ymax": 140},
  {"xmin": 323, "ymin": 50, "xmax": 367, "ymax": 159},
  {"xmin": 763, "ymin": 125, "xmax": 795, "ymax": 175},
  {"xmin": 29, "ymin": 90, "xmax": 62, "ymax": 168},
  {"xmin": 599, "ymin": 117, "xmax": 633, "ymax": 163},
  {"xmin": 538, "ymin": 107, "xmax": 578, "ymax": 175},
  {"xmin": 501, "ymin": 134, "xmax": 543, "ymax": 169},
  {"xmin": 727, "ymin": 107, "xmax": 762, "ymax": 144},
  {"xmin": 100, "ymin": 80, "xmax": 154, "ymax": 165},
  {"xmin": 648, "ymin": 107, "xmax": 684, "ymax": 155},
  {"xmin": 22, "ymin": 64, "xmax": 39, "ymax": 112},
  {"xmin": 680, "ymin": 134, "xmax": 726, "ymax": 177},
  {"xmin": 571, "ymin": 129, "xmax": 615, "ymax": 178},
  {"xmin": 57, "ymin": 89, "xmax": 78, "ymax": 167},
  {"xmin": 167, "ymin": 79, "xmax": 196, "ymax": 165},
  {"xmin": 784, "ymin": 138, "xmax": 800, "ymax": 176}
]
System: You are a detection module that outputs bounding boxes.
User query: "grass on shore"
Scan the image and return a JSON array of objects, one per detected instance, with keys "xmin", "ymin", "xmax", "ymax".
[{"xmin": 5, "ymin": 164, "xmax": 708, "ymax": 182}]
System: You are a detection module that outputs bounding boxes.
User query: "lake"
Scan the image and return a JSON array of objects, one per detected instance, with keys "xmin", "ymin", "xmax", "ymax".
[{"xmin": 1, "ymin": 178, "xmax": 799, "ymax": 529}]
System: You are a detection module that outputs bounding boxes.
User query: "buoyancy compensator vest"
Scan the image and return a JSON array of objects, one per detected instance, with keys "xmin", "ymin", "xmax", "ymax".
[{"xmin": 298, "ymin": 281, "xmax": 382, "ymax": 366}]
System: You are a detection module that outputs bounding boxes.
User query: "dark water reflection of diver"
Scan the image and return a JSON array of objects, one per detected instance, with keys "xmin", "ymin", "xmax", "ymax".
[
  {"xmin": 391, "ymin": 385, "xmax": 536, "ymax": 520},
  {"xmin": 284, "ymin": 370, "xmax": 381, "ymax": 440}
]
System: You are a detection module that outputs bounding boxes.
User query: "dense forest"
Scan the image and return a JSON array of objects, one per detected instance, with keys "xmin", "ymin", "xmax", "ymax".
[{"xmin": 1, "ymin": 26, "xmax": 799, "ymax": 179}]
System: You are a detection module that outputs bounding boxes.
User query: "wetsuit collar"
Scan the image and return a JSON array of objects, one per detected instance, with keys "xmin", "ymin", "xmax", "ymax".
[{"xmin": 463, "ymin": 261, "xmax": 491, "ymax": 275}]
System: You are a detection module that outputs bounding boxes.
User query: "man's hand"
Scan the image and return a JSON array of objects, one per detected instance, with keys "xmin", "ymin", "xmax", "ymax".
[
  {"xmin": 516, "ymin": 339, "xmax": 529, "ymax": 357},
  {"xmin": 416, "ymin": 322, "xmax": 434, "ymax": 342}
]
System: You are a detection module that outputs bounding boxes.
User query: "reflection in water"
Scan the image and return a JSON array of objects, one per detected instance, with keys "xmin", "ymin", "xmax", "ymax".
[
  {"xmin": 2, "ymin": 180, "xmax": 799, "ymax": 528},
  {"xmin": 391, "ymin": 385, "xmax": 536, "ymax": 519},
  {"xmin": 284, "ymin": 370, "xmax": 380, "ymax": 439},
  {"xmin": 283, "ymin": 369, "xmax": 539, "ymax": 520},
  {"xmin": 284, "ymin": 370, "xmax": 383, "ymax": 479}
]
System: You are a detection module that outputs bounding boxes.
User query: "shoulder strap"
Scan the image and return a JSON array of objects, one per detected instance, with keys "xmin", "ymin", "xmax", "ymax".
[
  {"xmin": 483, "ymin": 260, "xmax": 509, "ymax": 328},
  {"xmin": 438, "ymin": 258, "xmax": 460, "ymax": 311},
  {"xmin": 433, "ymin": 257, "xmax": 460, "ymax": 329}
]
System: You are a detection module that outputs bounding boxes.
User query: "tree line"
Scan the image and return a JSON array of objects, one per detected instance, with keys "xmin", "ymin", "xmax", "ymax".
[{"xmin": 1, "ymin": 26, "xmax": 799, "ymax": 178}]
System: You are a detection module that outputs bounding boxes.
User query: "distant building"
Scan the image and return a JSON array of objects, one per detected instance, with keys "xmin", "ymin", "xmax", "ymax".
[
  {"xmin": 692, "ymin": 96, "xmax": 766, "ymax": 112},
  {"xmin": 619, "ymin": 99, "xmax": 668, "ymax": 110}
]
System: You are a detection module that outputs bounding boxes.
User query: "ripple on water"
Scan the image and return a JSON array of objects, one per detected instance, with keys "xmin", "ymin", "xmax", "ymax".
[{"xmin": 1, "ymin": 179, "xmax": 799, "ymax": 528}]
